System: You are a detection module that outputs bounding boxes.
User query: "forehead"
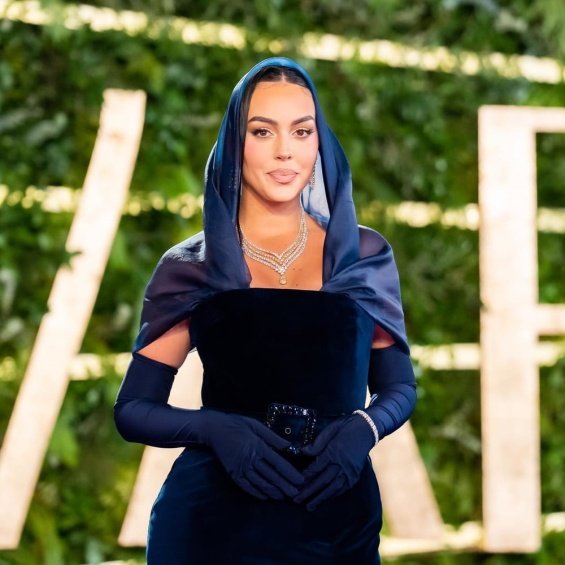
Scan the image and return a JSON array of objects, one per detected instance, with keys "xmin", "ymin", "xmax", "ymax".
[{"xmin": 248, "ymin": 81, "xmax": 315, "ymax": 119}]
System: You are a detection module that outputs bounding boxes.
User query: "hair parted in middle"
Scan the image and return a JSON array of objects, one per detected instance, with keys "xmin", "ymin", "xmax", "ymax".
[{"xmin": 239, "ymin": 66, "xmax": 312, "ymax": 140}]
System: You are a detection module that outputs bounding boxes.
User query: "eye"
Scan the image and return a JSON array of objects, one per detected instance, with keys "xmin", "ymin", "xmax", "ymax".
[
  {"xmin": 295, "ymin": 128, "xmax": 315, "ymax": 138},
  {"xmin": 251, "ymin": 128, "xmax": 272, "ymax": 138}
]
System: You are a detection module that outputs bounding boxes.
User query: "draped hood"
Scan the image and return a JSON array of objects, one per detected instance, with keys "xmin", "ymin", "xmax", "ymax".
[{"xmin": 133, "ymin": 57, "xmax": 408, "ymax": 353}]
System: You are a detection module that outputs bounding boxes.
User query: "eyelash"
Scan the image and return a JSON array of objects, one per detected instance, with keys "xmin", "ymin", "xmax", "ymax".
[
  {"xmin": 251, "ymin": 128, "xmax": 315, "ymax": 138},
  {"xmin": 296, "ymin": 128, "xmax": 315, "ymax": 137},
  {"xmin": 251, "ymin": 128, "xmax": 270, "ymax": 137}
]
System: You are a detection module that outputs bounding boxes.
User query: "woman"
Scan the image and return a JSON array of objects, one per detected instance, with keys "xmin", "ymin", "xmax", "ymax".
[{"xmin": 114, "ymin": 57, "xmax": 417, "ymax": 564}]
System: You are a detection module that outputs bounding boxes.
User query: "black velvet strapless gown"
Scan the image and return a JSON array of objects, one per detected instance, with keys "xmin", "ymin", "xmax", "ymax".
[{"xmin": 146, "ymin": 288, "xmax": 382, "ymax": 564}]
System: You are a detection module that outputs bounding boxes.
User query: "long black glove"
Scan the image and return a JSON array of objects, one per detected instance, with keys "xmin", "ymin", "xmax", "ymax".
[
  {"xmin": 293, "ymin": 343, "xmax": 417, "ymax": 510},
  {"xmin": 114, "ymin": 352, "xmax": 305, "ymax": 501}
]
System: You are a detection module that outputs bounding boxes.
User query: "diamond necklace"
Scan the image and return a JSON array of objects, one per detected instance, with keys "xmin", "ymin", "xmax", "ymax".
[{"xmin": 238, "ymin": 208, "xmax": 309, "ymax": 285}]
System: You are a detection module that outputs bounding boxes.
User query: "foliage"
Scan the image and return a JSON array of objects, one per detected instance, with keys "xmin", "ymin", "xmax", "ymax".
[{"xmin": 0, "ymin": 0, "xmax": 564, "ymax": 562}]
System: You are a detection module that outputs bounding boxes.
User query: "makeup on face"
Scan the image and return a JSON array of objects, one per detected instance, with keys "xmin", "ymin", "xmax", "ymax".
[{"xmin": 242, "ymin": 82, "xmax": 319, "ymax": 204}]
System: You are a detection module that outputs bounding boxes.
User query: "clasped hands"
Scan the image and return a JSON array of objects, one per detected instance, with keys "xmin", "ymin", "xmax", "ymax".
[{"xmin": 205, "ymin": 410, "xmax": 376, "ymax": 511}]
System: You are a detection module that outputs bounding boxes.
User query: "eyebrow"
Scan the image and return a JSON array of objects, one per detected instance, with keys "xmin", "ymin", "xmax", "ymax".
[{"xmin": 247, "ymin": 115, "xmax": 315, "ymax": 126}]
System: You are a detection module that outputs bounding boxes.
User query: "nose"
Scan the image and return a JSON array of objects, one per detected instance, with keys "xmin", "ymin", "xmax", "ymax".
[{"xmin": 275, "ymin": 135, "xmax": 292, "ymax": 160}]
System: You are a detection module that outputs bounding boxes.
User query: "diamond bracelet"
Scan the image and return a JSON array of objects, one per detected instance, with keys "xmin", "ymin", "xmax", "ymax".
[{"xmin": 352, "ymin": 409, "xmax": 380, "ymax": 448}]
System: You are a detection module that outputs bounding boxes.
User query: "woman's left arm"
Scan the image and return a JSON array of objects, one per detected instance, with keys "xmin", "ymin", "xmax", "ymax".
[
  {"xmin": 293, "ymin": 327, "xmax": 417, "ymax": 510},
  {"xmin": 361, "ymin": 323, "xmax": 417, "ymax": 439}
]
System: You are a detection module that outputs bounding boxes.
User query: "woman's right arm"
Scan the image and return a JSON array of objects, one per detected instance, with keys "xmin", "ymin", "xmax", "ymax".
[
  {"xmin": 137, "ymin": 319, "xmax": 191, "ymax": 369},
  {"xmin": 113, "ymin": 318, "xmax": 304, "ymax": 500},
  {"xmin": 113, "ymin": 319, "xmax": 200, "ymax": 448}
]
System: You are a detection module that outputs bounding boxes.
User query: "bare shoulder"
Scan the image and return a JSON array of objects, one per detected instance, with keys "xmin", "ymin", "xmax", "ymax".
[
  {"xmin": 371, "ymin": 324, "xmax": 395, "ymax": 349},
  {"xmin": 138, "ymin": 319, "xmax": 191, "ymax": 369}
]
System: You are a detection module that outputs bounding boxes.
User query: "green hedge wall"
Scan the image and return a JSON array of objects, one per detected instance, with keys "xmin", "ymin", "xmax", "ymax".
[{"xmin": 1, "ymin": 1, "xmax": 564, "ymax": 563}]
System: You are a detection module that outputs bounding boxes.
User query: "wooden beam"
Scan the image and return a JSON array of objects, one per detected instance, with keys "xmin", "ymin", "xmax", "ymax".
[
  {"xmin": 0, "ymin": 89, "xmax": 146, "ymax": 548},
  {"xmin": 373, "ymin": 423, "xmax": 444, "ymax": 540},
  {"xmin": 479, "ymin": 105, "xmax": 565, "ymax": 552}
]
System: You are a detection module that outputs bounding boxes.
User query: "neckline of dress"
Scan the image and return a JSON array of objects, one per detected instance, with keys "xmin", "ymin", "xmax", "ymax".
[{"xmin": 247, "ymin": 285, "xmax": 325, "ymax": 293}]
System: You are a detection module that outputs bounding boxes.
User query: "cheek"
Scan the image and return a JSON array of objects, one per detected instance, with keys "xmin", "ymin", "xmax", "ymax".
[
  {"xmin": 302, "ymin": 136, "xmax": 319, "ymax": 168},
  {"xmin": 243, "ymin": 138, "xmax": 266, "ymax": 173}
]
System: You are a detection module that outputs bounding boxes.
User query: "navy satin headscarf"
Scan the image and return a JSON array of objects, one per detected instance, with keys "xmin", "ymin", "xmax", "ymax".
[{"xmin": 133, "ymin": 57, "xmax": 409, "ymax": 353}]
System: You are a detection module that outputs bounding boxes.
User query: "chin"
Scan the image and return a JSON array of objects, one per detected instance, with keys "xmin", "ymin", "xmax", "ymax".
[
  {"xmin": 265, "ymin": 190, "xmax": 304, "ymax": 204},
  {"xmin": 255, "ymin": 184, "xmax": 305, "ymax": 203},
  {"xmin": 242, "ymin": 175, "xmax": 309, "ymax": 206}
]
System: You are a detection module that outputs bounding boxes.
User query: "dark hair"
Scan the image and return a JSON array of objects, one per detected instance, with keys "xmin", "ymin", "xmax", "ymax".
[
  {"xmin": 252, "ymin": 67, "xmax": 309, "ymax": 89},
  {"xmin": 240, "ymin": 66, "xmax": 311, "ymax": 139}
]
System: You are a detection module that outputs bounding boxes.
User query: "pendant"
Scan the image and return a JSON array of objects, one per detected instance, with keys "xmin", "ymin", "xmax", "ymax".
[{"xmin": 279, "ymin": 275, "xmax": 287, "ymax": 285}]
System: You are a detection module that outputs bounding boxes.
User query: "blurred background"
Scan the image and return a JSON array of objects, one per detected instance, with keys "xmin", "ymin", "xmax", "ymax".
[{"xmin": 0, "ymin": 0, "xmax": 564, "ymax": 563}]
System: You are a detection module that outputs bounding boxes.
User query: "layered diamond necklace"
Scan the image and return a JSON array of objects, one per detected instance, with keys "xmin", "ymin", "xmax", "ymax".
[{"xmin": 238, "ymin": 207, "xmax": 309, "ymax": 285}]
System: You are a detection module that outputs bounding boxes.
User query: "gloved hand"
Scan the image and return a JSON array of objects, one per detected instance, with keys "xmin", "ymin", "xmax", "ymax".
[
  {"xmin": 292, "ymin": 414, "xmax": 375, "ymax": 511},
  {"xmin": 114, "ymin": 352, "xmax": 305, "ymax": 501},
  {"xmin": 197, "ymin": 408, "xmax": 306, "ymax": 501},
  {"xmin": 293, "ymin": 342, "xmax": 417, "ymax": 511}
]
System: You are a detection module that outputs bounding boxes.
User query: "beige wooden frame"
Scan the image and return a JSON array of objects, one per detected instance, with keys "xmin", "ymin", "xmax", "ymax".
[
  {"xmin": 0, "ymin": 89, "xmax": 146, "ymax": 548},
  {"xmin": 479, "ymin": 105, "xmax": 565, "ymax": 551}
]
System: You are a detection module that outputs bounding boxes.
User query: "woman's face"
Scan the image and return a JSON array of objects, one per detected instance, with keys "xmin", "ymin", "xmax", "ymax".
[{"xmin": 242, "ymin": 81, "xmax": 319, "ymax": 207}]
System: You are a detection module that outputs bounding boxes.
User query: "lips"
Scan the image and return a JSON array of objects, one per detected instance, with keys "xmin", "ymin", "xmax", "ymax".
[{"xmin": 268, "ymin": 169, "xmax": 298, "ymax": 184}]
